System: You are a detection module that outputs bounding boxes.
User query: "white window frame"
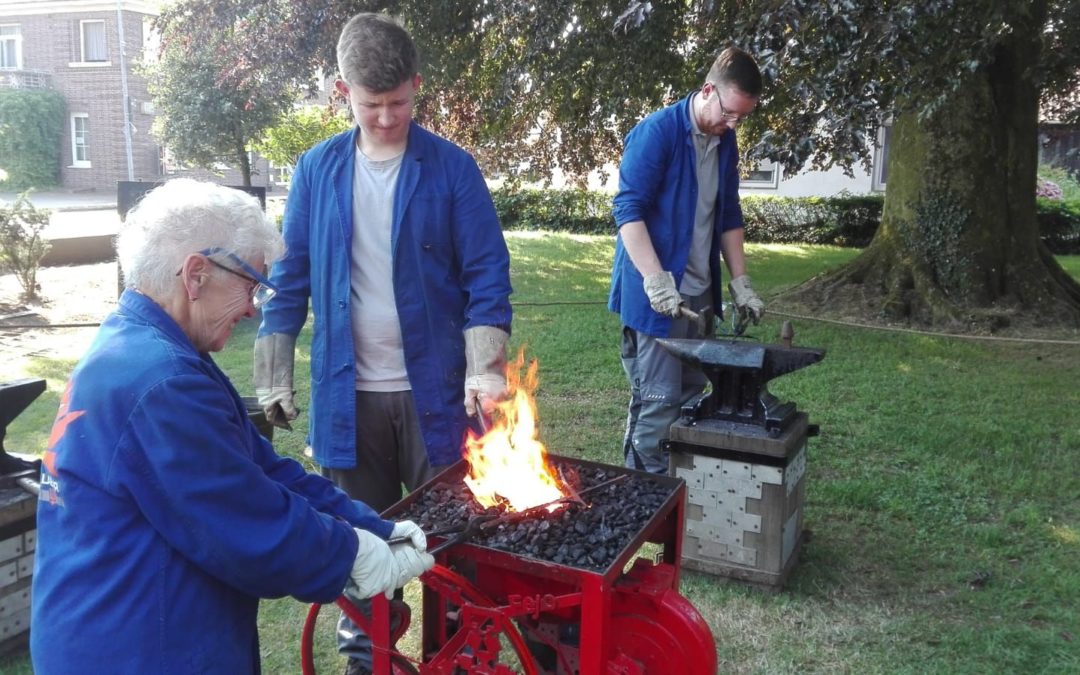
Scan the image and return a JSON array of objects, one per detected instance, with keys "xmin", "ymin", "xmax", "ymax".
[
  {"xmin": 740, "ymin": 159, "xmax": 780, "ymax": 190},
  {"xmin": 79, "ymin": 19, "xmax": 108, "ymax": 64},
  {"xmin": 0, "ymin": 24, "xmax": 21, "ymax": 70},
  {"xmin": 872, "ymin": 122, "xmax": 893, "ymax": 192},
  {"xmin": 70, "ymin": 113, "xmax": 91, "ymax": 168}
]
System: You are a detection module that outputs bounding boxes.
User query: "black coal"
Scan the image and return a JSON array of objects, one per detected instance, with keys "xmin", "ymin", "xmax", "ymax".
[{"xmin": 397, "ymin": 461, "xmax": 675, "ymax": 572}]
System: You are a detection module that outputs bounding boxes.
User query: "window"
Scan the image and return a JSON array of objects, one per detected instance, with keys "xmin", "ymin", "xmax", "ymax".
[
  {"xmin": 872, "ymin": 123, "xmax": 892, "ymax": 192},
  {"xmin": 71, "ymin": 114, "xmax": 91, "ymax": 167},
  {"xmin": 740, "ymin": 159, "xmax": 780, "ymax": 189},
  {"xmin": 0, "ymin": 25, "xmax": 20, "ymax": 70},
  {"xmin": 141, "ymin": 18, "xmax": 159, "ymax": 64},
  {"xmin": 80, "ymin": 20, "xmax": 107, "ymax": 63}
]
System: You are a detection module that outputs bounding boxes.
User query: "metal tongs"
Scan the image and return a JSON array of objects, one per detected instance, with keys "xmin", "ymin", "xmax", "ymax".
[{"xmin": 387, "ymin": 514, "xmax": 500, "ymax": 555}]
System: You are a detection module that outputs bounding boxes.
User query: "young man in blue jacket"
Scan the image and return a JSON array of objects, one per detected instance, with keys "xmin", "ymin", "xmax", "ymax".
[
  {"xmin": 609, "ymin": 46, "xmax": 765, "ymax": 475},
  {"xmin": 254, "ymin": 13, "xmax": 513, "ymax": 675}
]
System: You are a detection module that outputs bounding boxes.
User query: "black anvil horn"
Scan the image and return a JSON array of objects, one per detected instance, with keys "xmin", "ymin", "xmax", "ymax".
[{"xmin": 656, "ymin": 338, "xmax": 825, "ymax": 436}]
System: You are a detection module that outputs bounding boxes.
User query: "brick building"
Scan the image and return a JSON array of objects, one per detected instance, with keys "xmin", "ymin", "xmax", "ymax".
[{"xmin": 0, "ymin": 0, "xmax": 272, "ymax": 193}]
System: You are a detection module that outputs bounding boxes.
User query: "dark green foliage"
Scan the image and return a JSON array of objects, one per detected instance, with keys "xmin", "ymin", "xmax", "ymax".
[
  {"xmin": 492, "ymin": 187, "xmax": 614, "ymax": 235},
  {"xmin": 489, "ymin": 189, "xmax": 1080, "ymax": 253},
  {"xmin": 741, "ymin": 195, "xmax": 882, "ymax": 247},
  {"xmin": 1037, "ymin": 198, "xmax": 1080, "ymax": 254},
  {"xmin": 0, "ymin": 89, "xmax": 65, "ymax": 190}
]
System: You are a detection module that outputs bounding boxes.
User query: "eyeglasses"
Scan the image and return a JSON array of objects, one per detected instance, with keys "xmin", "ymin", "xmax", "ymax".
[
  {"xmin": 197, "ymin": 247, "xmax": 278, "ymax": 308},
  {"xmin": 708, "ymin": 83, "xmax": 749, "ymax": 126}
]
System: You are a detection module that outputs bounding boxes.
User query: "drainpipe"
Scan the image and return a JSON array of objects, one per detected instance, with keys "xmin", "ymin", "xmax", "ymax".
[{"xmin": 116, "ymin": 0, "xmax": 135, "ymax": 180}]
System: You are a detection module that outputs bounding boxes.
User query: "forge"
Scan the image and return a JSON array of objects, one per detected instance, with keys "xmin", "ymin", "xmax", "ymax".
[{"xmin": 304, "ymin": 455, "xmax": 716, "ymax": 675}]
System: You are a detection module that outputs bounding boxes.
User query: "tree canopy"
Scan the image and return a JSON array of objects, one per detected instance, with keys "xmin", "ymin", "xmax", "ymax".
[
  {"xmin": 153, "ymin": 0, "xmax": 1080, "ymax": 186},
  {"xmin": 159, "ymin": 0, "xmax": 1080, "ymax": 327},
  {"xmin": 144, "ymin": 4, "xmax": 300, "ymax": 185}
]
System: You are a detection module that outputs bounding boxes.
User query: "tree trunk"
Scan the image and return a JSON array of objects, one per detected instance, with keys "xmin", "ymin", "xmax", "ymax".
[
  {"xmin": 238, "ymin": 146, "xmax": 252, "ymax": 187},
  {"xmin": 788, "ymin": 2, "xmax": 1080, "ymax": 330}
]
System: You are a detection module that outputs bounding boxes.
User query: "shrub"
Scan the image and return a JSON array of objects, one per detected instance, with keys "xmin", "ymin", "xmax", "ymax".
[
  {"xmin": 485, "ymin": 187, "xmax": 1079, "ymax": 254},
  {"xmin": 0, "ymin": 89, "xmax": 66, "ymax": 190},
  {"xmin": 1036, "ymin": 179, "xmax": 1063, "ymax": 200},
  {"xmin": 1037, "ymin": 198, "xmax": 1080, "ymax": 254},
  {"xmin": 0, "ymin": 192, "xmax": 52, "ymax": 301},
  {"xmin": 741, "ymin": 194, "xmax": 882, "ymax": 247},
  {"xmin": 1037, "ymin": 164, "xmax": 1080, "ymax": 202},
  {"xmin": 492, "ymin": 187, "xmax": 614, "ymax": 235}
]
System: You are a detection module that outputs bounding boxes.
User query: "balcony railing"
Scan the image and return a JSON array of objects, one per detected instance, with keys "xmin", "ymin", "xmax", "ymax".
[{"xmin": 0, "ymin": 69, "xmax": 52, "ymax": 90}]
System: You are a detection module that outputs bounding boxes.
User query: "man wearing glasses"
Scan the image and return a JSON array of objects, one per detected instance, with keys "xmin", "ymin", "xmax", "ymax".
[{"xmin": 608, "ymin": 46, "xmax": 765, "ymax": 475}]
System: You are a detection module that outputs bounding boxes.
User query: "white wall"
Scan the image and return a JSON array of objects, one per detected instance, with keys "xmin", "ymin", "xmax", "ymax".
[{"xmin": 740, "ymin": 164, "xmax": 880, "ymax": 198}]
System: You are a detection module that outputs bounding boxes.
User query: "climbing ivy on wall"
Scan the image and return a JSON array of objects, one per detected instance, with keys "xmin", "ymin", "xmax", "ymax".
[{"xmin": 0, "ymin": 89, "xmax": 66, "ymax": 190}]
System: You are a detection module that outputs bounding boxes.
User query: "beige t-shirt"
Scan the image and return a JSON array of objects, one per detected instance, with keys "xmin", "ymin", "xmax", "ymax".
[{"xmin": 349, "ymin": 149, "xmax": 410, "ymax": 392}]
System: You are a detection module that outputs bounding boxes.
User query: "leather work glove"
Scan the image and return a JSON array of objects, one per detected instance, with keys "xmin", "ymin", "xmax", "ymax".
[
  {"xmin": 464, "ymin": 326, "xmax": 509, "ymax": 417},
  {"xmin": 728, "ymin": 274, "xmax": 765, "ymax": 325},
  {"xmin": 348, "ymin": 528, "xmax": 401, "ymax": 600},
  {"xmin": 253, "ymin": 333, "xmax": 299, "ymax": 429},
  {"xmin": 642, "ymin": 271, "xmax": 683, "ymax": 318},
  {"xmin": 388, "ymin": 521, "xmax": 435, "ymax": 589}
]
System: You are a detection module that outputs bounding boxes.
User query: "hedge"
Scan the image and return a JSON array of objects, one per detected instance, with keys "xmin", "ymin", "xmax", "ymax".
[{"xmin": 488, "ymin": 188, "xmax": 1080, "ymax": 254}]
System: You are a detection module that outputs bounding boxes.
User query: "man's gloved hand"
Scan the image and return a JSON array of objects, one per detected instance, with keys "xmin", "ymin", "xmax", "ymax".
[
  {"xmin": 464, "ymin": 326, "xmax": 509, "ymax": 417},
  {"xmin": 728, "ymin": 275, "xmax": 765, "ymax": 325},
  {"xmin": 643, "ymin": 271, "xmax": 683, "ymax": 318},
  {"xmin": 388, "ymin": 520, "xmax": 434, "ymax": 589},
  {"xmin": 347, "ymin": 528, "xmax": 401, "ymax": 600},
  {"xmin": 254, "ymin": 333, "xmax": 299, "ymax": 429}
]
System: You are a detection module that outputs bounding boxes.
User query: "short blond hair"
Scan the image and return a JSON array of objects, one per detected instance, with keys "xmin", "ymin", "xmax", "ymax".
[{"xmin": 336, "ymin": 13, "xmax": 418, "ymax": 91}]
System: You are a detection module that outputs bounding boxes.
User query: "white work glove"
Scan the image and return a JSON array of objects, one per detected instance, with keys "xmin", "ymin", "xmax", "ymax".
[
  {"xmin": 253, "ymin": 333, "xmax": 299, "ymax": 429},
  {"xmin": 728, "ymin": 275, "xmax": 765, "ymax": 325},
  {"xmin": 347, "ymin": 528, "xmax": 401, "ymax": 600},
  {"xmin": 642, "ymin": 271, "xmax": 683, "ymax": 318},
  {"xmin": 389, "ymin": 521, "xmax": 435, "ymax": 589},
  {"xmin": 464, "ymin": 326, "xmax": 509, "ymax": 416}
]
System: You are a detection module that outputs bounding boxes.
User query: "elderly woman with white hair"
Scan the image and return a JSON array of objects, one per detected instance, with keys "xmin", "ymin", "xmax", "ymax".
[{"xmin": 29, "ymin": 179, "xmax": 432, "ymax": 674}]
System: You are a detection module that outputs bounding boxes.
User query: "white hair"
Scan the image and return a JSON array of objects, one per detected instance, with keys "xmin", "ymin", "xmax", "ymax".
[{"xmin": 116, "ymin": 179, "xmax": 285, "ymax": 297}]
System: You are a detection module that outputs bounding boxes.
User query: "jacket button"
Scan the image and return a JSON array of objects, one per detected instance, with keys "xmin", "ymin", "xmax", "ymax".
[{"xmin": 338, "ymin": 300, "xmax": 346, "ymax": 308}]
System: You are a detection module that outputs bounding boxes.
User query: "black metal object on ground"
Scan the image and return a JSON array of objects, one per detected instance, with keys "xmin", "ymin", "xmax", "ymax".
[
  {"xmin": 0, "ymin": 378, "xmax": 45, "ymax": 657},
  {"xmin": 395, "ymin": 457, "xmax": 679, "ymax": 572},
  {"xmin": 657, "ymin": 337, "xmax": 825, "ymax": 437},
  {"xmin": 0, "ymin": 379, "xmax": 46, "ymax": 475}
]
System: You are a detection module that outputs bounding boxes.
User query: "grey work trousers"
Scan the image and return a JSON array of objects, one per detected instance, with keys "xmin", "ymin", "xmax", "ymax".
[
  {"xmin": 322, "ymin": 390, "xmax": 444, "ymax": 668},
  {"xmin": 620, "ymin": 291, "xmax": 711, "ymax": 474}
]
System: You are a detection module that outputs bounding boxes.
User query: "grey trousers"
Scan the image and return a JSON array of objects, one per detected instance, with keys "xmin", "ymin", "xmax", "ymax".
[
  {"xmin": 621, "ymin": 292, "xmax": 711, "ymax": 474},
  {"xmin": 322, "ymin": 390, "xmax": 444, "ymax": 667}
]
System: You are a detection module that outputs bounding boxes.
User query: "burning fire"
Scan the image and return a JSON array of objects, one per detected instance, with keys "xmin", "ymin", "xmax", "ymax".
[{"xmin": 463, "ymin": 349, "xmax": 566, "ymax": 511}]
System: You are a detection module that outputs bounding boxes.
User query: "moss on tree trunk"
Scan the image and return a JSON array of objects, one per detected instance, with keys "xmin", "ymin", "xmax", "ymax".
[{"xmin": 787, "ymin": 2, "xmax": 1080, "ymax": 330}]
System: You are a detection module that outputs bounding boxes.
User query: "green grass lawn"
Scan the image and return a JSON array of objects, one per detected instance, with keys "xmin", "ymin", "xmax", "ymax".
[{"xmin": 2, "ymin": 237, "xmax": 1078, "ymax": 673}]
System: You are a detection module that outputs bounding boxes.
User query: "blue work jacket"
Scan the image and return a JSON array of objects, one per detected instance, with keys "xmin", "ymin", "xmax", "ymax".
[
  {"xmin": 31, "ymin": 290, "xmax": 391, "ymax": 674},
  {"xmin": 608, "ymin": 93, "xmax": 744, "ymax": 337},
  {"xmin": 258, "ymin": 124, "xmax": 512, "ymax": 468}
]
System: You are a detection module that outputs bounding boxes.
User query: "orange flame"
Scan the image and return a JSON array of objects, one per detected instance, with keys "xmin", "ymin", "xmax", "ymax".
[{"xmin": 463, "ymin": 349, "xmax": 565, "ymax": 511}]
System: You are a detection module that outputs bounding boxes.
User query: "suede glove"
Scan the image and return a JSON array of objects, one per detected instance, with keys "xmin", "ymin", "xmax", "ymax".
[
  {"xmin": 464, "ymin": 326, "xmax": 509, "ymax": 416},
  {"xmin": 642, "ymin": 271, "xmax": 683, "ymax": 318},
  {"xmin": 347, "ymin": 528, "xmax": 401, "ymax": 600},
  {"xmin": 728, "ymin": 274, "xmax": 765, "ymax": 325},
  {"xmin": 254, "ymin": 333, "xmax": 298, "ymax": 429},
  {"xmin": 389, "ymin": 521, "xmax": 435, "ymax": 589}
]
